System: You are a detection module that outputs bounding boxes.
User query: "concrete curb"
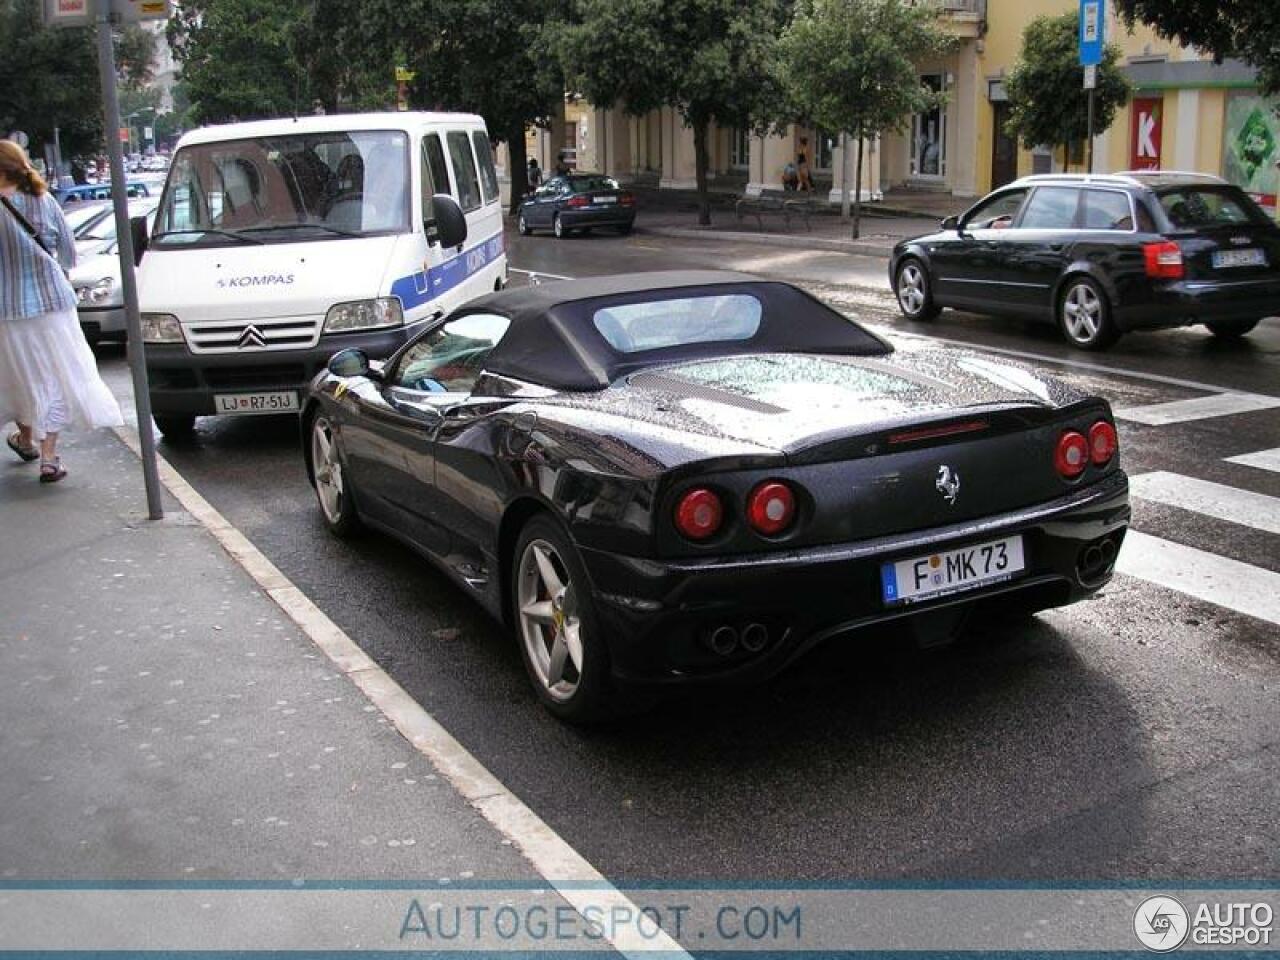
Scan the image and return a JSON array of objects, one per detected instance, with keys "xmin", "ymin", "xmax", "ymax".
[{"xmin": 642, "ymin": 225, "xmax": 897, "ymax": 258}]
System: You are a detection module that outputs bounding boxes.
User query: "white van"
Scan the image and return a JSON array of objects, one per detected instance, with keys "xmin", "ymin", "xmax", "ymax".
[{"xmin": 135, "ymin": 111, "xmax": 507, "ymax": 438}]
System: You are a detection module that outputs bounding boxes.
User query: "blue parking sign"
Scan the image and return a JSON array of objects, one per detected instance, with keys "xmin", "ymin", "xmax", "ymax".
[{"xmin": 1079, "ymin": 0, "xmax": 1105, "ymax": 66}]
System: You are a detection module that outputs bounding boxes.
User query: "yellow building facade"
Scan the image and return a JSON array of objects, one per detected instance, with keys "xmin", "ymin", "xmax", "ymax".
[{"xmin": 513, "ymin": 0, "xmax": 1278, "ymax": 214}]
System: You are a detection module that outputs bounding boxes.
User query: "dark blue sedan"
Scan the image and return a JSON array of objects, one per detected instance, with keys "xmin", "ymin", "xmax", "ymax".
[{"xmin": 517, "ymin": 173, "xmax": 636, "ymax": 238}]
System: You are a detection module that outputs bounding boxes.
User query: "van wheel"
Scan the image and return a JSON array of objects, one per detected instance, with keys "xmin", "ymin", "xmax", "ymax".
[
  {"xmin": 1206, "ymin": 318, "xmax": 1259, "ymax": 339},
  {"xmin": 1058, "ymin": 276, "xmax": 1118, "ymax": 350},
  {"xmin": 553, "ymin": 214, "xmax": 570, "ymax": 239},
  {"xmin": 517, "ymin": 213, "xmax": 532, "ymax": 236},
  {"xmin": 894, "ymin": 258, "xmax": 939, "ymax": 321},
  {"xmin": 153, "ymin": 414, "xmax": 196, "ymax": 441}
]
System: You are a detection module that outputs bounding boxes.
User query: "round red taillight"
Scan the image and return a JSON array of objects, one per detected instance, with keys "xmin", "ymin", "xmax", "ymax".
[
  {"xmin": 674, "ymin": 488, "xmax": 723, "ymax": 541},
  {"xmin": 1088, "ymin": 420, "xmax": 1118, "ymax": 465},
  {"xmin": 1055, "ymin": 431, "xmax": 1089, "ymax": 479},
  {"xmin": 746, "ymin": 481, "xmax": 796, "ymax": 536}
]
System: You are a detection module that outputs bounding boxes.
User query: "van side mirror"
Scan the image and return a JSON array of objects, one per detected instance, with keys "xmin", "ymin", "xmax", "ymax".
[
  {"xmin": 426, "ymin": 193, "xmax": 467, "ymax": 249},
  {"xmin": 941, "ymin": 215, "xmax": 960, "ymax": 231},
  {"xmin": 130, "ymin": 215, "xmax": 149, "ymax": 267}
]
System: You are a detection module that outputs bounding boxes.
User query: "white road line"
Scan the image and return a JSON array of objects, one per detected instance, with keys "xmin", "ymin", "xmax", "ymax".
[
  {"xmin": 110, "ymin": 425, "xmax": 690, "ymax": 959},
  {"xmin": 1226, "ymin": 447, "xmax": 1280, "ymax": 475},
  {"xmin": 1129, "ymin": 471, "xmax": 1280, "ymax": 536},
  {"xmin": 508, "ymin": 267, "xmax": 574, "ymax": 281},
  {"xmin": 1115, "ymin": 531, "xmax": 1280, "ymax": 627},
  {"xmin": 1114, "ymin": 392, "xmax": 1280, "ymax": 425},
  {"xmin": 511, "ymin": 262, "xmax": 1279, "ymax": 400}
]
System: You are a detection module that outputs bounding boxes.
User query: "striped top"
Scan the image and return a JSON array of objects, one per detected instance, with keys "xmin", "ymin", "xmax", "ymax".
[{"xmin": 0, "ymin": 190, "xmax": 77, "ymax": 320}]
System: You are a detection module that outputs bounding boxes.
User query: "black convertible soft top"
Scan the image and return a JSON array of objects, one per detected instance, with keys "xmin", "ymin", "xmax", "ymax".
[{"xmin": 461, "ymin": 271, "xmax": 892, "ymax": 391}]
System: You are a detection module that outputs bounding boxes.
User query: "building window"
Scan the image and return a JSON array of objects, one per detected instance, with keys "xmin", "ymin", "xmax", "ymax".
[
  {"xmin": 814, "ymin": 129, "xmax": 835, "ymax": 172},
  {"xmin": 562, "ymin": 122, "xmax": 578, "ymax": 169},
  {"xmin": 911, "ymin": 74, "xmax": 946, "ymax": 178},
  {"xmin": 730, "ymin": 128, "xmax": 750, "ymax": 170}
]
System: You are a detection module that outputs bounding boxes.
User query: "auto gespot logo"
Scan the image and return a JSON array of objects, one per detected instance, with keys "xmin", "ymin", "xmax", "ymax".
[
  {"xmin": 216, "ymin": 273, "xmax": 296, "ymax": 289},
  {"xmin": 1133, "ymin": 895, "xmax": 1274, "ymax": 951}
]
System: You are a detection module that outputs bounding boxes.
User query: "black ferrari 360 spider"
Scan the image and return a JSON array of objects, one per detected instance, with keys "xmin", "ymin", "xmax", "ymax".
[{"xmin": 303, "ymin": 271, "xmax": 1130, "ymax": 721}]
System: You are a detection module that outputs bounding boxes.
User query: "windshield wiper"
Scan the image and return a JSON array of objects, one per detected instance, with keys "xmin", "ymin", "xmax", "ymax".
[
  {"xmin": 239, "ymin": 222, "xmax": 362, "ymax": 238},
  {"xmin": 150, "ymin": 228, "xmax": 265, "ymax": 245}
]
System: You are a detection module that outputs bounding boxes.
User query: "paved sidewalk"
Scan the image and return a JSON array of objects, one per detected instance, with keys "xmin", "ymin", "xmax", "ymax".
[{"xmin": 0, "ymin": 425, "xmax": 544, "ymax": 885}]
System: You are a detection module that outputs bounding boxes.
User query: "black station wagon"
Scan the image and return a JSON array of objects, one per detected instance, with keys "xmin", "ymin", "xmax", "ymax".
[
  {"xmin": 890, "ymin": 172, "xmax": 1280, "ymax": 350},
  {"xmin": 517, "ymin": 173, "xmax": 636, "ymax": 238}
]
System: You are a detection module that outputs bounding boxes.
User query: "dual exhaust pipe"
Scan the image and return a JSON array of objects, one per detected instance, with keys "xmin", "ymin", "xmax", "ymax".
[
  {"xmin": 708, "ymin": 622, "xmax": 770, "ymax": 657},
  {"xmin": 1078, "ymin": 535, "xmax": 1119, "ymax": 582}
]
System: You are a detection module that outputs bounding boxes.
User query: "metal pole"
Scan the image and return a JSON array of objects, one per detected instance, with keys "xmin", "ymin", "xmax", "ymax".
[
  {"xmin": 1087, "ymin": 87, "xmax": 1095, "ymax": 173},
  {"xmin": 95, "ymin": 3, "xmax": 164, "ymax": 520}
]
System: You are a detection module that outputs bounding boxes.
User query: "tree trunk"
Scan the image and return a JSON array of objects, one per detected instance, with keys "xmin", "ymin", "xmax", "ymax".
[
  {"xmin": 692, "ymin": 115, "xmax": 711, "ymax": 227},
  {"xmin": 506, "ymin": 122, "xmax": 529, "ymax": 217},
  {"xmin": 852, "ymin": 126, "xmax": 865, "ymax": 240},
  {"xmin": 839, "ymin": 132, "xmax": 851, "ymax": 220}
]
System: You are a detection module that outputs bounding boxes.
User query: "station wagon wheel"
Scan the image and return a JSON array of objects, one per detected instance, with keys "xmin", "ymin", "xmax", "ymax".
[
  {"xmin": 512, "ymin": 515, "xmax": 614, "ymax": 722},
  {"xmin": 517, "ymin": 212, "xmax": 532, "ymax": 236},
  {"xmin": 309, "ymin": 414, "xmax": 361, "ymax": 537},
  {"xmin": 1057, "ymin": 276, "xmax": 1118, "ymax": 351},
  {"xmin": 1205, "ymin": 318, "xmax": 1259, "ymax": 339},
  {"xmin": 553, "ymin": 214, "xmax": 569, "ymax": 239},
  {"xmin": 894, "ymin": 258, "xmax": 939, "ymax": 321}
]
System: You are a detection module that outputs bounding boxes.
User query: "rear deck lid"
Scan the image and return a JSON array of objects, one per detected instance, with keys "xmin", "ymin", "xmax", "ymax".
[{"xmin": 1155, "ymin": 184, "xmax": 1280, "ymax": 281}]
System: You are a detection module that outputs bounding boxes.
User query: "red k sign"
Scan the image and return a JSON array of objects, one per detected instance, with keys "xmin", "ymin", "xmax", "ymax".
[{"xmin": 1131, "ymin": 98, "xmax": 1163, "ymax": 170}]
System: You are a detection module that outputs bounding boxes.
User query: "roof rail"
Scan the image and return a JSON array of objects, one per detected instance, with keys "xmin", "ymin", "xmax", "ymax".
[
  {"xmin": 1114, "ymin": 169, "xmax": 1227, "ymax": 183},
  {"xmin": 1014, "ymin": 172, "xmax": 1144, "ymax": 187}
]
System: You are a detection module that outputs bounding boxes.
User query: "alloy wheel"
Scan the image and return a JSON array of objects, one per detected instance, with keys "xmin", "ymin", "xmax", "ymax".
[
  {"xmin": 516, "ymin": 539, "xmax": 584, "ymax": 701},
  {"xmin": 897, "ymin": 262, "xmax": 927, "ymax": 316},
  {"xmin": 1062, "ymin": 282, "xmax": 1102, "ymax": 344},
  {"xmin": 311, "ymin": 417, "xmax": 345, "ymax": 524}
]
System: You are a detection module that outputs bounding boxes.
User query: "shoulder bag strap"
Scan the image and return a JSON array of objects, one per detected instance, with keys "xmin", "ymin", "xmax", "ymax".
[{"xmin": 0, "ymin": 195, "xmax": 54, "ymax": 256}]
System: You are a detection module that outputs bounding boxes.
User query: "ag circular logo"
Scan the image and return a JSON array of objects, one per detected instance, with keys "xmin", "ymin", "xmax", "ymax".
[{"xmin": 1134, "ymin": 895, "xmax": 1190, "ymax": 952}]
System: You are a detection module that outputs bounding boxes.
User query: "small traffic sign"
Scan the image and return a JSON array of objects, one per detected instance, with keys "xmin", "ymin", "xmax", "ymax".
[
  {"xmin": 43, "ymin": 0, "xmax": 93, "ymax": 27},
  {"xmin": 111, "ymin": 0, "xmax": 170, "ymax": 21},
  {"xmin": 1079, "ymin": 0, "xmax": 1105, "ymax": 67},
  {"xmin": 1083, "ymin": 64, "xmax": 1098, "ymax": 90}
]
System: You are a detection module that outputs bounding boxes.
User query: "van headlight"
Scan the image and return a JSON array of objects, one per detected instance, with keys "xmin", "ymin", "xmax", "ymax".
[
  {"xmin": 323, "ymin": 297, "xmax": 404, "ymax": 333},
  {"xmin": 77, "ymin": 277, "xmax": 116, "ymax": 306},
  {"xmin": 141, "ymin": 313, "xmax": 184, "ymax": 343}
]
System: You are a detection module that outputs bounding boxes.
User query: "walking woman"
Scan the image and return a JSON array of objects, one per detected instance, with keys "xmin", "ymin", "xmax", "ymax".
[{"xmin": 0, "ymin": 141, "xmax": 122, "ymax": 482}]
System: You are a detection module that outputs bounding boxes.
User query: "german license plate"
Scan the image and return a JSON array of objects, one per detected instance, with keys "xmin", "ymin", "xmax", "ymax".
[
  {"xmin": 881, "ymin": 534, "xmax": 1025, "ymax": 606},
  {"xmin": 1212, "ymin": 248, "xmax": 1266, "ymax": 269},
  {"xmin": 593, "ymin": 195, "xmax": 617, "ymax": 204},
  {"xmin": 214, "ymin": 391, "xmax": 299, "ymax": 414}
]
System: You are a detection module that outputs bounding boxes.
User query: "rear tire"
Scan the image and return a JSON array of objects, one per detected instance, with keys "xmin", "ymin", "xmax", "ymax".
[
  {"xmin": 1206, "ymin": 318, "xmax": 1259, "ymax": 339},
  {"xmin": 517, "ymin": 212, "xmax": 532, "ymax": 236},
  {"xmin": 511, "ymin": 515, "xmax": 618, "ymax": 723},
  {"xmin": 616, "ymin": 223, "xmax": 633, "ymax": 235},
  {"xmin": 1057, "ymin": 276, "xmax": 1118, "ymax": 351},
  {"xmin": 153, "ymin": 414, "xmax": 196, "ymax": 441},
  {"xmin": 894, "ymin": 258, "xmax": 939, "ymax": 321}
]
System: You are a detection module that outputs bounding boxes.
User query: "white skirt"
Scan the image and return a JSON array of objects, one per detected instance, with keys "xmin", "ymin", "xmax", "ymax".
[{"xmin": 0, "ymin": 306, "xmax": 124, "ymax": 440}]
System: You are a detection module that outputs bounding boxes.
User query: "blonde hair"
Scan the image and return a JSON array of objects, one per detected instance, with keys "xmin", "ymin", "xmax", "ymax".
[{"xmin": 0, "ymin": 140, "xmax": 48, "ymax": 197}]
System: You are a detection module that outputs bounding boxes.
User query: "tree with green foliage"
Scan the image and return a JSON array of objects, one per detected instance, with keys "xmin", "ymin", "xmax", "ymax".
[
  {"xmin": 0, "ymin": 0, "xmax": 154, "ymax": 161},
  {"xmin": 776, "ymin": 0, "xmax": 950, "ymax": 238},
  {"xmin": 1113, "ymin": 1, "xmax": 1280, "ymax": 100},
  {"xmin": 556, "ymin": 0, "xmax": 790, "ymax": 225},
  {"xmin": 1005, "ymin": 12, "xmax": 1129, "ymax": 173},
  {"xmin": 362, "ymin": 0, "xmax": 570, "ymax": 212}
]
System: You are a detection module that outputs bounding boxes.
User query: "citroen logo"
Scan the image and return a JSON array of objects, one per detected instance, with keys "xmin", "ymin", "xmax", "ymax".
[
  {"xmin": 935, "ymin": 465, "xmax": 960, "ymax": 505},
  {"xmin": 237, "ymin": 324, "xmax": 267, "ymax": 349}
]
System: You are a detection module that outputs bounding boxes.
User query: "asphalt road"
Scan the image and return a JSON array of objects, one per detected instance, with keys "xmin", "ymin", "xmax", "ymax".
[{"xmin": 97, "ymin": 225, "xmax": 1280, "ymax": 885}]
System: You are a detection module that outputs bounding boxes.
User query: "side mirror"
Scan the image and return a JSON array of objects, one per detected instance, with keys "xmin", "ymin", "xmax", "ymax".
[
  {"xmin": 328, "ymin": 348, "xmax": 371, "ymax": 378},
  {"xmin": 130, "ymin": 214, "xmax": 149, "ymax": 267},
  {"xmin": 941, "ymin": 215, "xmax": 960, "ymax": 231},
  {"xmin": 426, "ymin": 193, "xmax": 468, "ymax": 249}
]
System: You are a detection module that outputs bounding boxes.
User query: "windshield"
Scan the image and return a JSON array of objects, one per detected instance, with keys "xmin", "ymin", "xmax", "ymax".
[{"xmin": 152, "ymin": 129, "xmax": 410, "ymax": 247}]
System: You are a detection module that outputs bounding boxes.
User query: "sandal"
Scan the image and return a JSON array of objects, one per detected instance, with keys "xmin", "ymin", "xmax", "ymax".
[
  {"xmin": 39, "ymin": 458, "xmax": 67, "ymax": 483},
  {"xmin": 7, "ymin": 431, "xmax": 38, "ymax": 462}
]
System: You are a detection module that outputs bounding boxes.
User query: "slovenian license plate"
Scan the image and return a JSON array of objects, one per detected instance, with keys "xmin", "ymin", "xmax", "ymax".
[
  {"xmin": 214, "ymin": 391, "xmax": 299, "ymax": 415},
  {"xmin": 881, "ymin": 534, "xmax": 1026, "ymax": 606},
  {"xmin": 1212, "ymin": 248, "xmax": 1266, "ymax": 269},
  {"xmin": 593, "ymin": 195, "xmax": 617, "ymax": 204}
]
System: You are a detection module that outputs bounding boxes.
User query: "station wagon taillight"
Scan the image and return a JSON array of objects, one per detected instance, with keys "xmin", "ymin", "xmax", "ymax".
[
  {"xmin": 619, "ymin": 193, "xmax": 635, "ymax": 206},
  {"xmin": 746, "ymin": 481, "xmax": 796, "ymax": 536},
  {"xmin": 566, "ymin": 195, "xmax": 589, "ymax": 208},
  {"xmin": 1089, "ymin": 420, "xmax": 1118, "ymax": 465},
  {"xmin": 1054, "ymin": 431, "xmax": 1090, "ymax": 480},
  {"xmin": 1143, "ymin": 240, "xmax": 1184, "ymax": 279},
  {"xmin": 675, "ymin": 488, "xmax": 724, "ymax": 541}
]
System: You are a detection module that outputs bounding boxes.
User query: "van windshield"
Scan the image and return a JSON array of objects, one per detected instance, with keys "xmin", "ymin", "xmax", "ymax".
[{"xmin": 152, "ymin": 130, "xmax": 410, "ymax": 247}]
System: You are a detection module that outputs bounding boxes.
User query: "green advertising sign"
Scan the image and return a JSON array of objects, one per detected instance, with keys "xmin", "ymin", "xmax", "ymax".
[{"xmin": 1223, "ymin": 92, "xmax": 1279, "ymax": 214}]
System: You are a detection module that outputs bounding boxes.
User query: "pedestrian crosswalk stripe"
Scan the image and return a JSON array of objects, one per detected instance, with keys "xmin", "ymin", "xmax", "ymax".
[
  {"xmin": 1115, "ymin": 531, "xmax": 1280, "ymax": 627},
  {"xmin": 1114, "ymin": 392, "xmax": 1280, "ymax": 425},
  {"xmin": 1225, "ymin": 447, "xmax": 1280, "ymax": 475},
  {"xmin": 1129, "ymin": 471, "xmax": 1280, "ymax": 536}
]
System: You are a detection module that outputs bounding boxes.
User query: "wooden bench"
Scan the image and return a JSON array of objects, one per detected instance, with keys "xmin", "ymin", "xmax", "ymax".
[{"xmin": 733, "ymin": 192, "xmax": 817, "ymax": 231}]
